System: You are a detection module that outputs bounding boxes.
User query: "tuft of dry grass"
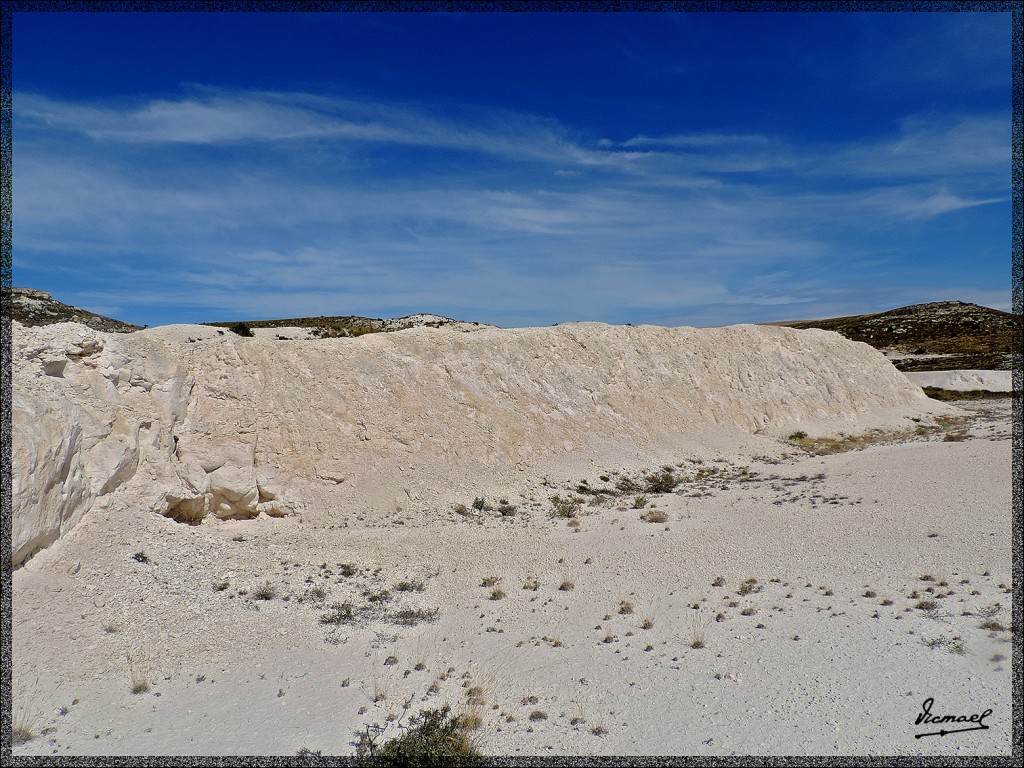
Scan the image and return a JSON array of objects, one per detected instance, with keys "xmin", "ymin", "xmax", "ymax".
[
  {"xmin": 126, "ymin": 650, "xmax": 152, "ymax": 694},
  {"xmin": 11, "ymin": 676, "xmax": 41, "ymax": 746},
  {"xmin": 980, "ymin": 619, "xmax": 1007, "ymax": 632},
  {"xmin": 12, "ymin": 723, "xmax": 35, "ymax": 745},
  {"xmin": 460, "ymin": 710, "xmax": 484, "ymax": 731},
  {"xmin": 558, "ymin": 579, "xmax": 575, "ymax": 592},
  {"xmin": 688, "ymin": 610, "xmax": 711, "ymax": 649},
  {"xmin": 640, "ymin": 509, "xmax": 668, "ymax": 523}
]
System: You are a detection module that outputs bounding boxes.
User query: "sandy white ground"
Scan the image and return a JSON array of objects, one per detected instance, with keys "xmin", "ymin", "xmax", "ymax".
[{"xmin": 11, "ymin": 398, "xmax": 1013, "ymax": 758}]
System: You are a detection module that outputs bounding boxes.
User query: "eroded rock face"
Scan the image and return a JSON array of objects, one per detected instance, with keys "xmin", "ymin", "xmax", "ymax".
[{"xmin": 11, "ymin": 319, "xmax": 951, "ymax": 567}]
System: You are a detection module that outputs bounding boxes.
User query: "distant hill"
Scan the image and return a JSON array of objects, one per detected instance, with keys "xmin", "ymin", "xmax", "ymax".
[
  {"xmin": 203, "ymin": 312, "xmax": 489, "ymax": 338},
  {"xmin": 4, "ymin": 287, "xmax": 488, "ymax": 337},
  {"xmin": 4, "ymin": 287, "xmax": 143, "ymax": 333},
  {"xmin": 770, "ymin": 301, "xmax": 1018, "ymax": 371}
]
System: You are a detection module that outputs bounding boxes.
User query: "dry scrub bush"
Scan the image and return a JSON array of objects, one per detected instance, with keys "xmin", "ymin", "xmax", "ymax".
[
  {"xmin": 252, "ymin": 581, "xmax": 278, "ymax": 600},
  {"xmin": 354, "ymin": 704, "xmax": 483, "ymax": 767},
  {"xmin": 640, "ymin": 509, "xmax": 668, "ymax": 523}
]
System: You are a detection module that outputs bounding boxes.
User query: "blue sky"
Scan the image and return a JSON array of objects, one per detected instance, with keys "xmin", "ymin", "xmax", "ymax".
[{"xmin": 12, "ymin": 10, "xmax": 1014, "ymax": 328}]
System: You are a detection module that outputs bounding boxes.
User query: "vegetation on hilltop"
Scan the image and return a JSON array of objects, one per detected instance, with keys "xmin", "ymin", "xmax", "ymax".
[
  {"xmin": 772, "ymin": 301, "xmax": 1017, "ymax": 371},
  {"xmin": 4, "ymin": 287, "xmax": 142, "ymax": 333}
]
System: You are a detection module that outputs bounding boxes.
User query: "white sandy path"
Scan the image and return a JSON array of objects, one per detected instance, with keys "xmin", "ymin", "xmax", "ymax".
[
  {"xmin": 12, "ymin": 403, "xmax": 1012, "ymax": 757},
  {"xmin": 904, "ymin": 370, "xmax": 1013, "ymax": 393}
]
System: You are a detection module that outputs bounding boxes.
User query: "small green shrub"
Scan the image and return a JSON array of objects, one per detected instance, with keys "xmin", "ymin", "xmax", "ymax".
[
  {"xmin": 320, "ymin": 601, "xmax": 356, "ymax": 625},
  {"xmin": 643, "ymin": 471, "xmax": 679, "ymax": 494},
  {"xmin": 550, "ymin": 494, "xmax": 583, "ymax": 518},
  {"xmin": 229, "ymin": 322, "xmax": 254, "ymax": 337}
]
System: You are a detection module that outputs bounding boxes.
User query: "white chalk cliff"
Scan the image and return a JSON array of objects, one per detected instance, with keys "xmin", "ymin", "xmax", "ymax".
[{"xmin": 11, "ymin": 319, "xmax": 949, "ymax": 567}]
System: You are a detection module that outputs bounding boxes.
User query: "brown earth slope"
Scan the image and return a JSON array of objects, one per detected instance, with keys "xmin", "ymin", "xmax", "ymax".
[{"xmin": 771, "ymin": 301, "xmax": 1018, "ymax": 371}]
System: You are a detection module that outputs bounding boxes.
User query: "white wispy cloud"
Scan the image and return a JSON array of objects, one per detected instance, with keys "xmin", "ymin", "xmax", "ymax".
[
  {"xmin": 814, "ymin": 113, "xmax": 1010, "ymax": 181},
  {"xmin": 16, "ymin": 90, "xmax": 627, "ymax": 171},
  {"xmin": 12, "ymin": 87, "xmax": 1012, "ymax": 326}
]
